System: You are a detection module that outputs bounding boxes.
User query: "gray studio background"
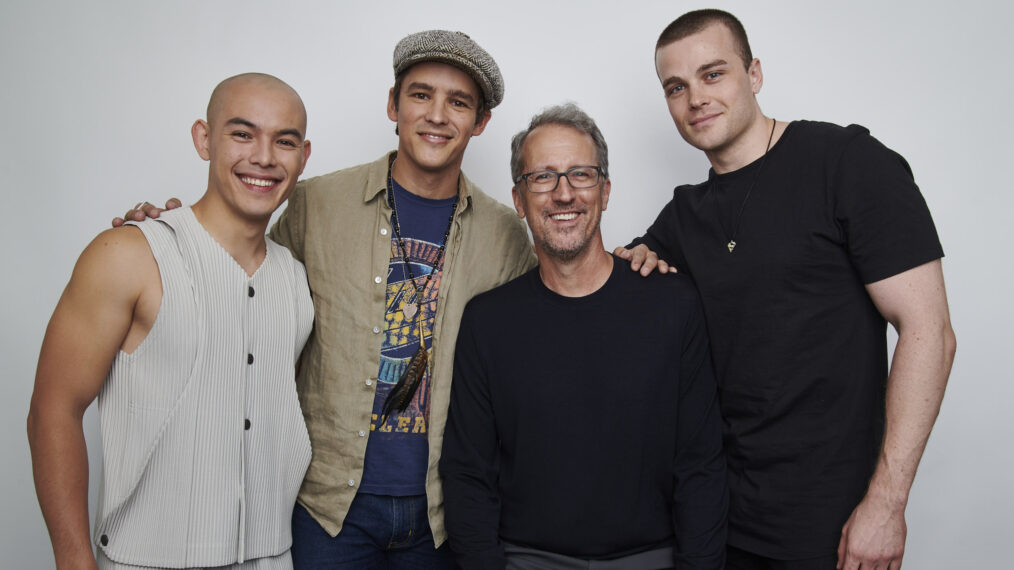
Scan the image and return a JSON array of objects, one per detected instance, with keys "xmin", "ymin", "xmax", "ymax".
[{"xmin": 2, "ymin": 0, "xmax": 1010, "ymax": 567}]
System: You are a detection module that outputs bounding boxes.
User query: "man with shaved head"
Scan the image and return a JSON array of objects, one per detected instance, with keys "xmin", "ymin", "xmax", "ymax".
[
  {"xmin": 28, "ymin": 73, "xmax": 314, "ymax": 569},
  {"xmin": 116, "ymin": 31, "xmax": 534, "ymax": 568}
]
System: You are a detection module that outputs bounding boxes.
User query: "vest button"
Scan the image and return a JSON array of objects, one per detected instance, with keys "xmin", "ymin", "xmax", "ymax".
[
  {"xmin": 245, "ymin": 419, "xmax": 251, "ymax": 430},
  {"xmin": 247, "ymin": 353, "xmax": 254, "ymax": 365},
  {"xmin": 100, "ymin": 534, "xmax": 109, "ymax": 546},
  {"xmin": 248, "ymin": 286, "xmax": 255, "ymax": 297}
]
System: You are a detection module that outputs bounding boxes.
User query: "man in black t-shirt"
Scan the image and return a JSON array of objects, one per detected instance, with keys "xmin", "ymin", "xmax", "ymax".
[
  {"xmin": 616, "ymin": 9, "xmax": 956, "ymax": 570},
  {"xmin": 441, "ymin": 103, "xmax": 727, "ymax": 569}
]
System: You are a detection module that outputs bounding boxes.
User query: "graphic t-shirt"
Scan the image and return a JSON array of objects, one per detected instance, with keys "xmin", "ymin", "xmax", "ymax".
[{"xmin": 359, "ymin": 179, "xmax": 456, "ymax": 495}]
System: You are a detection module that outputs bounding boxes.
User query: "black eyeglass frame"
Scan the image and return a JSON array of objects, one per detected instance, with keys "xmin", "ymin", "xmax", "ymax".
[{"xmin": 514, "ymin": 165, "xmax": 605, "ymax": 193}]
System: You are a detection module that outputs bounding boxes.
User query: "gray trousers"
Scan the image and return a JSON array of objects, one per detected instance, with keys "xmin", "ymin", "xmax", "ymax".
[
  {"xmin": 97, "ymin": 549, "xmax": 292, "ymax": 570},
  {"xmin": 504, "ymin": 542, "xmax": 674, "ymax": 570}
]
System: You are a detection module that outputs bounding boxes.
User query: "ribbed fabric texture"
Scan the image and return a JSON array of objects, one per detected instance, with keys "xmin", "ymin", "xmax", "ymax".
[{"xmin": 94, "ymin": 207, "xmax": 313, "ymax": 568}]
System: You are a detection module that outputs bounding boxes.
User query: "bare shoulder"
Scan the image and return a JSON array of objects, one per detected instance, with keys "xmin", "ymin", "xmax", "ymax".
[
  {"xmin": 79, "ymin": 225, "xmax": 154, "ymax": 269},
  {"xmin": 69, "ymin": 225, "xmax": 159, "ymax": 304}
]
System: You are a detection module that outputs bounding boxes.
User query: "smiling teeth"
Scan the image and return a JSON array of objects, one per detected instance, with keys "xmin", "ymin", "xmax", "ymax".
[
  {"xmin": 241, "ymin": 177, "xmax": 274, "ymax": 187},
  {"xmin": 551, "ymin": 213, "xmax": 578, "ymax": 221}
]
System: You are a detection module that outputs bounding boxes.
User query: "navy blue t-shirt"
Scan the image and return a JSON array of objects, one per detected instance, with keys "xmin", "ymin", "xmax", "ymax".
[{"xmin": 360, "ymin": 179, "xmax": 456, "ymax": 495}]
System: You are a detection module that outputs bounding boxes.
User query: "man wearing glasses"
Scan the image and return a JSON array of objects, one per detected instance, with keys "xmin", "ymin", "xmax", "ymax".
[{"xmin": 440, "ymin": 103, "xmax": 727, "ymax": 570}]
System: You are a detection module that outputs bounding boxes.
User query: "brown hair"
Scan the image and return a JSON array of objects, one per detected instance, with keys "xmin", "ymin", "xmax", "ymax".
[{"xmin": 656, "ymin": 9, "xmax": 753, "ymax": 69}]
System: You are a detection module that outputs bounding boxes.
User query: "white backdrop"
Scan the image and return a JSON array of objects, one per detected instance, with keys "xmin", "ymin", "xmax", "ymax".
[{"xmin": 2, "ymin": 1, "xmax": 1011, "ymax": 567}]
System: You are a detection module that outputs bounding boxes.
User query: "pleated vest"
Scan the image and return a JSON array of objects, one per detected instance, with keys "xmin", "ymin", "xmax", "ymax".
[{"xmin": 94, "ymin": 207, "xmax": 313, "ymax": 567}]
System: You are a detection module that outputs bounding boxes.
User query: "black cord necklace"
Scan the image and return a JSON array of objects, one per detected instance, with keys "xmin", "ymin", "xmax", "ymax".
[
  {"xmin": 712, "ymin": 118, "xmax": 777, "ymax": 253},
  {"xmin": 380, "ymin": 155, "xmax": 457, "ymax": 424}
]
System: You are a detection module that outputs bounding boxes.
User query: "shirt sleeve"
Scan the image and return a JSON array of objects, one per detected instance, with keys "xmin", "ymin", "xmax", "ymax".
[
  {"xmin": 672, "ymin": 291, "xmax": 728, "ymax": 569},
  {"xmin": 268, "ymin": 179, "xmax": 308, "ymax": 262},
  {"xmin": 627, "ymin": 189, "xmax": 689, "ymax": 272},
  {"xmin": 832, "ymin": 128, "xmax": 943, "ymax": 284},
  {"xmin": 502, "ymin": 215, "xmax": 538, "ymax": 280},
  {"xmin": 439, "ymin": 303, "xmax": 506, "ymax": 570}
]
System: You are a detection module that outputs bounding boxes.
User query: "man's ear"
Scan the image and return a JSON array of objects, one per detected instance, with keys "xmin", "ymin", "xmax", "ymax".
[
  {"xmin": 471, "ymin": 109, "xmax": 492, "ymax": 137},
  {"xmin": 191, "ymin": 119, "xmax": 211, "ymax": 161},
  {"xmin": 298, "ymin": 140, "xmax": 312, "ymax": 175},
  {"xmin": 748, "ymin": 58, "xmax": 764, "ymax": 95},
  {"xmin": 512, "ymin": 186, "xmax": 526, "ymax": 219},
  {"xmin": 600, "ymin": 178, "xmax": 611, "ymax": 211},
  {"xmin": 387, "ymin": 87, "xmax": 399, "ymax": 123}
]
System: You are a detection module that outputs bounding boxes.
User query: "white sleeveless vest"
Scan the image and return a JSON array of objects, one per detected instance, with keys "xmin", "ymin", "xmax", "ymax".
[{"xmin": 94, "ymin": 207, "xmax": 313, "ymax": 567}]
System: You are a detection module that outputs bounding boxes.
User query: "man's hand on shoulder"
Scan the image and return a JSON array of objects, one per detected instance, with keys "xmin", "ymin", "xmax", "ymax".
[
  {"xmin": 111, "ymin": 198, "xmax": 182, "ymax": 227},
  {"xmin": 836, "ymin": 492, "xmax": 906, "ymax": 570},
  {"xmin": 612, "ymin": 244, "xmax": 674, "ymax": 276}
]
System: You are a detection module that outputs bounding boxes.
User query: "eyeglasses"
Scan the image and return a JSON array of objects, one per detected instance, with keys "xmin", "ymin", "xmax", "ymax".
[{"xmin": 515, "ymin": 165, "xmax": 604, "ymax": 193}]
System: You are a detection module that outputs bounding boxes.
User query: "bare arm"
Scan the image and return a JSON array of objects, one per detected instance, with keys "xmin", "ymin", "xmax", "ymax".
[
  {"xmin": 27, "ymin": 227, "xmax": 158, "ymax": 569},
  {"xmin": 837, "ymin": 259, "xmax": 956, "ymax": 570}
]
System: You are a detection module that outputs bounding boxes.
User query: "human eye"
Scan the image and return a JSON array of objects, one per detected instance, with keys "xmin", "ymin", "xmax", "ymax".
[
  {"xmin": 705, "ymin": 70, "xmax": 723, "ymax": 81},
  {"xmin": 532, "ymin": 170, "xmax": 556, "ymax": 182},
  {"xmin": 277, "ymin": 138, "xmax": 298, "ymax": 148},
  {"xmin": 570, "ymin": 168, "xmax": 592, "ymax": 180},
  {"xmin": 230, "ymin": 130, "xmax": 253, "ymax": 140},
  {"xmin": 665, "ymin": 83, "xmax": 685, "ymax": 97}
]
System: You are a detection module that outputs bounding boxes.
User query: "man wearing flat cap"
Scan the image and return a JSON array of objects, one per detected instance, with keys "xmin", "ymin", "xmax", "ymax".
[
  {"xmin": 234, "ymin": 30, "xmax": 538, "ymax": 570},
  {"xmin": 116, "ymin": 29, "xmax": 533, "ymax": 569},
  {"xmin": 271, "ymin": 30, "xmax": 534, "ymax": 568}
]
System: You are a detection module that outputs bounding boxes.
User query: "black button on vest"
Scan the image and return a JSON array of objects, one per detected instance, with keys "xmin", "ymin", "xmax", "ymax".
[
  {"xmin": 247, "ymin": 353, "xmax": 254, "ymax": 365},
  {"xmin": 245, "ymin": 419, "xmax": 251, "ymax": 430},
  {"xmin": 248, "ymin": 286, "xmax": 255, "ymax": 297},
  {"xmin": 100, "ymin": 534, "xmax": 109, "ymax": 546}
]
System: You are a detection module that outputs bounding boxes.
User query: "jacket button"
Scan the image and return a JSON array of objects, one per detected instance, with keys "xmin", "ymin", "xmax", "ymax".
[
  {"xmin": 248, "ymin": 286, "xmax": 255, "ymax": 297},
  {"xmin": 247, "ymin": 353, "xmax": 254, "ymax": 365},
  {"xmin": 245, "ymin": 419, "xmax": 251, "ymax": 430},
  {"xmin": 100, "ymin": 534, "xmax": 109, "ymax": 546}
]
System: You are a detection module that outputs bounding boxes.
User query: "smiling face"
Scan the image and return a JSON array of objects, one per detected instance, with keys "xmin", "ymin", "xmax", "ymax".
[
  {"xmin": 387, "ymin": 61, "xmax": 490, "ymax": 183},
  {"xmin": 512, "ymin": 124, "xmax": 610, "ymax": 263},
  {"xmin": 655, "ymin": 22, "xmax": 765, "ymax": 167},
  {"xmin": 193, "ymin": 75, "xmax": 311, "ymax": 225}
]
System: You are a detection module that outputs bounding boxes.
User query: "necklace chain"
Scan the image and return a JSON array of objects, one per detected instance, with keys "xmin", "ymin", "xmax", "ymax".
[
  {"xmin": 387, "ymin": 155, "xmax": 457, "ymax": 318},
  {"xmin": 378, "ymin": 154, "xmax": 458, "ymax": 424},
  {"xmin": 712, "ymin": 118, "xmax": 777, "ymax": 253}
]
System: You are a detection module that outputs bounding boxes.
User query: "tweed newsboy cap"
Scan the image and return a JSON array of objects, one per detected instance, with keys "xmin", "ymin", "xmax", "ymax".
[{"xmin": 393, "ymin": 30, "xmax": 504, "ymax": 109}]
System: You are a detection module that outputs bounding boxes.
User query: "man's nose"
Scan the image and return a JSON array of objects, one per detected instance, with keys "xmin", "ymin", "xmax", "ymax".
[{"xmin": 250, "ymin": 139, "xmax": 276, "ymax": 166}]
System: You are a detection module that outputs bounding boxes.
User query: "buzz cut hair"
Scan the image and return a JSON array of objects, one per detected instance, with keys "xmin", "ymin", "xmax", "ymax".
[{"xmin": 656, "ymin": 9, "xmax": 753, "ymax": 70}]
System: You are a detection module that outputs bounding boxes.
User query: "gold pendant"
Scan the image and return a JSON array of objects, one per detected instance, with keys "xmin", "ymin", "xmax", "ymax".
[
  {"xmin": 728, "ymin": 240, "xmax": 736, "ymax": 253},
  {"xmin": 403, "ymin": 303, "xmax": 418, "ymax": 320}
]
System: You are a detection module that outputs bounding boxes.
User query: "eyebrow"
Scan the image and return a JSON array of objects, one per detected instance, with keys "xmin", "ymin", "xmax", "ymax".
[
  {"xmin": 406, "ymin": 81, "xmax": 476, "ymax": 105},
  {"xmin": 660, "ymin": 59, "xmax": 730, "ymax": 90},
  {"xmin": 225, "ymin": 117, "xmax": 257, "ymax": 129},
  {"xmin": 224, "ymin": 117, "xmax": 304, "ymax": 140}
]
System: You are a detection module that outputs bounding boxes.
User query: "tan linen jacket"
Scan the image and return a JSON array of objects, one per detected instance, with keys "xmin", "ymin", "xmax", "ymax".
[{"xmin": 268, "ymin": 152, "xmax": 536, "ymax": 545}]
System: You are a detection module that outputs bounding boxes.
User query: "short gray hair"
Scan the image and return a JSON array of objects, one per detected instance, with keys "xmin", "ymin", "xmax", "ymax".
[{"xmin": 510, "ymin": 103, "xmax": 609, "ymax": 184}]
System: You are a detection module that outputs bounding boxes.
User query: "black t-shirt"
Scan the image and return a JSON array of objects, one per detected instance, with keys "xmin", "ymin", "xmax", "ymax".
[
  {"xmin": 440, "ymin": 256, "xmax": 727, "ymax": 569},
  {"xmin": 631, "ymin": 121, "xmax": 943, "ymax": 558}
]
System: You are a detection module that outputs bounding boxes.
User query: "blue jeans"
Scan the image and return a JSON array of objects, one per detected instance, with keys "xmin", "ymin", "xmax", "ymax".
[{"xmin": 291, "ymin": 493, "xmax": 456, "ymax": 569}]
